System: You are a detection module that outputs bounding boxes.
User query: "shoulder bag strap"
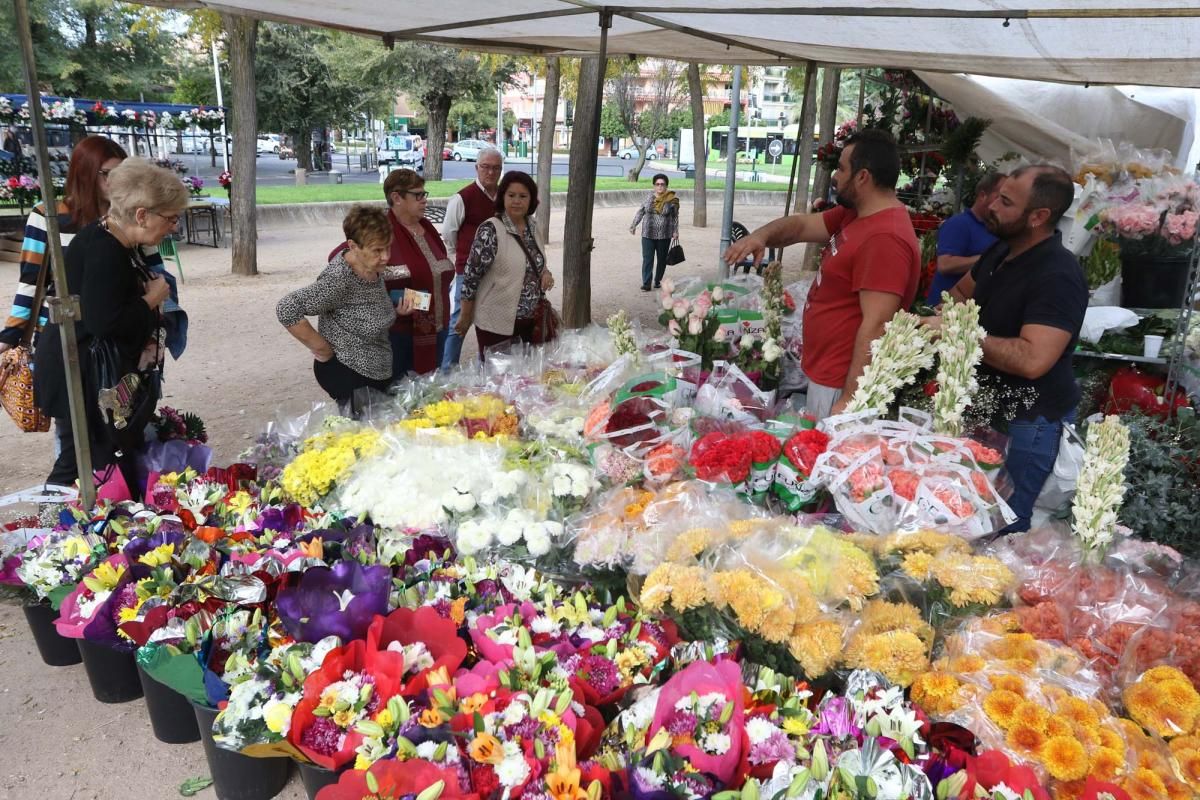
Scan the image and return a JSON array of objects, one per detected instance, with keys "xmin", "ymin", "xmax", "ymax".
[
  {"xmin": 21, "ymin": 245, "xmax": 54, "ymax": 349},
  {"xmin": 506, "ymin": 227, "xmax": 545, "ymax": 297}
]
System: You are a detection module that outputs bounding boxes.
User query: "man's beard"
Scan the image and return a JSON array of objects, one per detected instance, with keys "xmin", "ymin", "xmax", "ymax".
[
  {"xmin": 986, "ymin": 210, "xmax": 1029, "ymax": 240},
  {"xmin": 834, "ymin": 185, "xmax": 856, "ymax": 210}
]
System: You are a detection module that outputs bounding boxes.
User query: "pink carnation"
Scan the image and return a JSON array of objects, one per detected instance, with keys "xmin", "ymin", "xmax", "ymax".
[{"xmin": 1164, "ymin": 210, "xmax": 1198, "ymax": 245}]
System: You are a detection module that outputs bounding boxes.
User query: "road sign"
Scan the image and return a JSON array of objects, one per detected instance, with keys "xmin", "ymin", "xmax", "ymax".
[{"xmin": 767, "ymin": 138, "xmax": 784, "ymax": 163}]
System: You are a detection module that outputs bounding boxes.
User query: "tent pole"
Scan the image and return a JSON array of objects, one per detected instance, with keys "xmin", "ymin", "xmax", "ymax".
[
  {"xmin": 12, "ymin": 0, "xmax": 95, "ymax": 509},
  {"xmin": 560, "ymin": 11, "xmax": 610, "ymax": 327},
  {"xmin": 717, "ymin": 64, "xmax": 742, "ymax": 280}
]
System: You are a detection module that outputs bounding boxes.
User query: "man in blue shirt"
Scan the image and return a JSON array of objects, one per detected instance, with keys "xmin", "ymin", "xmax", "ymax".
[{"xmin": 926, "ymin": 171, "xmax": 1006, "ymax": 304}]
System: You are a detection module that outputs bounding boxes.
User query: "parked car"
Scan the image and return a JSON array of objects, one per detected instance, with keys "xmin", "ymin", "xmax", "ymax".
[
  {"xmin": 257, "ymin": 134, "xmax": 281, "ymax": 155},
  {"xmin": 378, "ymin": 133, "xmax": 424, "ymax": 173},
  {"xmin": 442, "ymin": 146, "xmax": 452, "ymax": 160},
  {"xmin": 450, "ymin": 139, "xmax": 490, "ymax": 161},
  {"xmin": 179, "ymin": 135, "xmax": 231, "ymax": 155},
  {"xmin": 618, "ymin": 146, "xmax": 657, "ymax": 160}
]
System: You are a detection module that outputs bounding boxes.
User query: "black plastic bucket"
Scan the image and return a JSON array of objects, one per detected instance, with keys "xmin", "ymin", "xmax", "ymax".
[
  {"xmin": 22, "ymin": 602, "xmax": 82, "ymax": 666},
  {"xmin": 137, "ymin": 665, "xmax": 200, "ymax": 743},
  {"xmin": 298, "ymin": 762, "xmax": 342, "ymax": 799},
  {"xmin": 77, "ymin": 639, "xmax": 143, "ymax": 703},
  {"xmin": 1120, "ymin": 254, "xmax": 1192, "ymax": 309},
  {"xmin": 192, "ymin": 702, "xmax": 293, "ymax": 800}
]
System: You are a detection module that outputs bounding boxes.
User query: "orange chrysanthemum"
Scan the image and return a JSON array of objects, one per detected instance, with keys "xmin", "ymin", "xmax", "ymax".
[
  {"xmin": 1046, "ymin": 714, "xmax": 1075, "ymax": 739},
  {"xmin": 1089, "ymin": 747, "xmax": 1126, "ymax": 782},
  {"xmin": 1006, "ymin": 722, "xmax": 1047, "ymax": 756},
  {"xmin": 948, "ymin": 654, "xmax": 986, "ymax": 673},
  {"xmin": 1177, "ymin": 748, "xmax": 1200, "ymax": 790},
  {"xmin": 1013, "ymin": 700, "xmax": 1051, "ymax": 733},
  {"xmin": 1051, "ymin": 779, "xmax": 1086, "ymax": 800},
  {"xmin": 990, "ymin": 673, "xmax": 1027, "ymax": 696},
  {"xmin": 984, "ymin": 689, "xmax": 1024, "ymax": 730},
  {"xmin": 1170, "ymin": 735, "xmax": 1200, "ymax": 754},
  {"xmin": 1141, "ymin": 665, "xmax": 1189, "ymax": 684},
  {"xmin": 910, "ymin": 671, "xmax": 961, "ymax": 715},
  {"xmin": 1131, "ymin": 768, "xmax": 1167, "ymax": 797},
  {"xmin": 1057, "ymin": 696, "xmax": 1101, "ymax": 729},
  {"xmin": 1041, "ymin": 735, "xmax": 1089, "ymax": 781},
  {"xmin": 1098, "ymin": 726, "xmax": 1125, "ymax": 752}
]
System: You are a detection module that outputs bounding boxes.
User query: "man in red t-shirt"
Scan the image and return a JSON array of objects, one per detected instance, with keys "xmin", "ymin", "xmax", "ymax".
[{"xmin": 724, "ymin": 128, "xmax": 920, "ymax": 419}]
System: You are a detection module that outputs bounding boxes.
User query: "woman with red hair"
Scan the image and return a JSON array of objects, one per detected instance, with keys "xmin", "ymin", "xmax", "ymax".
[{"xmin": 0, "ymin": 135, "xmax": 152, "ymax": 486}]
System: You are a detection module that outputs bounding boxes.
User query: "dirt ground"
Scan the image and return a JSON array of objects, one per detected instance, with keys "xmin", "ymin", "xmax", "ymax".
[{"xmin": 0, "ymin": 201, "xmax": 798, "ymax": 800}]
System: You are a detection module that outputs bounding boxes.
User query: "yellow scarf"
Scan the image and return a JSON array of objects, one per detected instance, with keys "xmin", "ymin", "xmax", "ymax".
[{"xmin": 652, "ymin": 190, "xmax": 679, "ymax": 215}]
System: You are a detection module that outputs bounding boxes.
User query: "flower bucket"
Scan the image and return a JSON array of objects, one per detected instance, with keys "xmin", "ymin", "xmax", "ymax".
[
  {"xmin": 137, "ymin": 665, "xmax": 200, "ymax": 744},
  {"xmin": 298, "ymin": 762, "xmax": 343, "ymax": 799},
  {"xmin": 77, "ymin": 639, "xmax": 143, "ymax": 703},
  {"xmin": 22, "ymin": 601, "xmax": 81, "ymax": 666},
  {"xmin": 1120, "ymin": 254, "xmax": 1191, "ymax": 309},
  {"xmin": 192, "ymin": 702, "xmax": 292, "ymax": 800}
]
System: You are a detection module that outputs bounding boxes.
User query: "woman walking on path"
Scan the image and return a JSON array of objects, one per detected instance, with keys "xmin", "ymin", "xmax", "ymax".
[{"xmin": 629, "ymin": 172, "xmax": 679, "ymax": 291}]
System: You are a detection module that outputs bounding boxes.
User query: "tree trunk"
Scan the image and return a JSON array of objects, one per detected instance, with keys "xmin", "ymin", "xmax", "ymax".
[
  {"xmin": 223, "ymin": 13, "xmax": 258, "ymax": 276},
  {"xmin": 688, "ymin": 62, "xmax": 706, "ymax": 227},
  {"xmin": 424, "ymin": 96, "xmax": 451, "ymax": 182},
  {"xmin": 562, "ymin": 56, "xmax": 602, "ymax": 328},
  {"xmin": 791, "ymin": 66, "xmax": 819, "ymax": 216},
  {"xmin": 536, "ymin": 56, "xmax": 560, "ymax": 245},
  {"xmin": 809, "ymin": 67, "xmax": 841, "ymax": 210},
  {"xmin": 629, "ymin": 146, "xmax": 648, "ymax": 182},
  {"xmin": 292, "ymin": 128, "xmax": 311, "ymax": 178},
  {"xmin": 209, "ymin": 132, "xmax": 217, "ymax": 168}
]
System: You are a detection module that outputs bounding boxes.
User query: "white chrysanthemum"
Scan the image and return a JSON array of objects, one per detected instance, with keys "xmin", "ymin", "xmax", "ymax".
[{"xmin": 745, "ymin": 716, "xmax": 779, "ymax": 744}]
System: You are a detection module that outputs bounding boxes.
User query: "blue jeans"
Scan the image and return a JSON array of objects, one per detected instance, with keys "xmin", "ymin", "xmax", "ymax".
[
  {"xmin": 1000, "ymin": 413, "xmax": 1073, "ymax": 533},
  {"xmin": 441, "ymin": 275, "xmax": 464, "ymax": 370},
  {"xmin": 641, "ymin": 237, "xmax": 670, "ymax": 288},
  {"xmin": 390, "ymin": 328, "xmax": 449, "ymax": 379}
]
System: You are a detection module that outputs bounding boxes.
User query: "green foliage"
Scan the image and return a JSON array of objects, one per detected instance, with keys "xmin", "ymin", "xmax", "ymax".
[
  {"xmin": 599, "ymin": 102, "xmax": 627, "ymax": 139},
  {"xmin": 705, "ymin": 109, "xmax": 729, "ymax": 129},
  {"xmin": 1118, "ymin": 408, "xmax": 1200, "ymax": 559}
]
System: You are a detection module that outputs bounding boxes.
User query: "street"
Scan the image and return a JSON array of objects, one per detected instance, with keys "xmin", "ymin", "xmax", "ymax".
[{"xmin": 178, "ymin": 150, "xmax": 684, "ymax": 186}]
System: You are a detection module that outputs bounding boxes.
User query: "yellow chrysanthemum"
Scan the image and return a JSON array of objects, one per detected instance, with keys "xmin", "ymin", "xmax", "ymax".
[
  {"xmin": 910, "ymin": 671, "xmax": 962, "ymax": 716},
  {"xmin": 1089, "ymin": 747, "xmax": 1126, "ymax": 782},
  {"xmin": 880, "ymin": 529, "xmax": 969, "ymax": 556},
  {"xmin": 990, "ymin": 673, "xmax": 1027, "ymax": 697},
  {"xmin": 1005, "ymin": 722, "xmax": 1047, "ymax": 756},
  {"xmin": 665, "ymin": 528, "xmax": 720, "ymax": 562},
  {"xmin": 855, "ymin": 599, "xmax": 934, "ymax": 644},
  {"xmin": 983, "ymin": 689, "xmax": 1024, "ymax": 730},
  {"xmin": 928, "ymin": 552, "xmax": 1015, "ymax": 608},
  {"xmin": 850, "ymin": 630, "xmax": 929, "ymax": 687},
  {"xmin": 1041, "ymin": 735, "xmax": 1089, "ymax": 781},
  {"xmin": 788, "ymin": 619, "xmax": 844, "ymax": 678},
  {"xmin": 900, "ymin": 551, "xmax": 934, "ymax": 580},
  {"xmin": 1045, "ymin": 714, "xmax": 1074, "ymax": 739},
  {"xmin": 666, "ymin": 567, "xmax": 710, "ymax": 612},
  {"xmin": 638, "ymin": 564, "xmax": 673, "ymax": 613}
]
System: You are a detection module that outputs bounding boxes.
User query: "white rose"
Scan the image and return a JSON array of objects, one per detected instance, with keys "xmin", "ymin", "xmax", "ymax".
[
  {"xmin": 688, "ymin": 316, "xmax": 703, "ymax": 335},
  {"xmin": 763, "ymin": 341, "xmax": 782, "ymax": 362},
  {"xmin": 740, "ymin": 334, "xmax": 755, "ymax": 350},
  {"xmin": 661, "ymin": 277, "xmax": 675, "ymax": 294},
  {"xmin": 661, "ymin": 295, "xmax": 675, "ymax": 311},
  {"xmin": 712, "ymin": 285, "xmax": 725, "ymax": 302}
]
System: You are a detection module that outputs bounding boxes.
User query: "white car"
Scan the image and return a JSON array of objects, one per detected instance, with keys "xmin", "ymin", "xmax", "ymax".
[
  {"xmin": 257, "ymin": 134, "xmax": 281, "ymax": 155},
  {"xmin": 618, "ymin": 146, "xmax": 657, "ymax": 160},
  {"xmin": 179, "ymin": 136, "xmax": 231, "ymax": 155}
]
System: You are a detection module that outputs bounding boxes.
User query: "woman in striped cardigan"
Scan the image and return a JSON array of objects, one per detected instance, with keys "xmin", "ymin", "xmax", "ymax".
[{"xmin": 0, "ymin": 135, "xmax": 129, "ymax": 485}]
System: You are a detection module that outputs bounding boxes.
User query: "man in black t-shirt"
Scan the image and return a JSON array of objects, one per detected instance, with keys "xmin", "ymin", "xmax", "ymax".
[{"xmin": 926, "ymin": 165, "xmax": 1086, "ymax": 532}]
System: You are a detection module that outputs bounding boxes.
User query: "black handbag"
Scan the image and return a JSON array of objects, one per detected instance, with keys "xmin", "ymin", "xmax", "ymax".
[
  {"xmin": 666, "ymin": 242, "xmax": 686, "ymax": 266},
  {"xmin": 88, "ymin": 338, "xmax": 160, "ymax": 454}
]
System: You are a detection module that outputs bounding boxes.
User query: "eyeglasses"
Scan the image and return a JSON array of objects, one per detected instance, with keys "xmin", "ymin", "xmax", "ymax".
[
  {"xmin": 152, "ymin": 211, "xmax": 180, "ymax": 226},
  {"xmin": 654, "ymin": 182, "xmax": 667, "ymax": 187},
  {"xmin": 400, "ymin": 190, "xmax": 430, "ymax": 200}
]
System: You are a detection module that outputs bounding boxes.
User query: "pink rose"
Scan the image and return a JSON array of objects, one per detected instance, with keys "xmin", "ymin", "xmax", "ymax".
[{"xmin": 668, "ymin": 319, "xmax": 681, "ymax": 337}]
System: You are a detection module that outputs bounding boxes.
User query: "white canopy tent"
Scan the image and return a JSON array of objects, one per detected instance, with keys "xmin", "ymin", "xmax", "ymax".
[
  {"xmin": 143, "ymin": 1, "xmax": 1200, "ymax": 87},
  {"xmin": 917, "ymin": 72, "xmax": 1200, "ymax": 171}
]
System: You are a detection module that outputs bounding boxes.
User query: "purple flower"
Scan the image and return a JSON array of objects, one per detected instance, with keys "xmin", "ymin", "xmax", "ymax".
[
  {"xmin": 275, "ymin": 560, "xmax": 391, "ymax": 643},
  {"xmin": 665, "ymin": 709, "xmax": 697, "ymax": 736},
  {"xmin": 406, "ymin": 533, "xmax": 453, "ymax": 566},
  {"xmin": 577, "ymin": 653, "xmax": 621, "ymax": 696},
  {"xmin": 300, "ymin": 716, "xmax": 344, "ymax": 756},
  {"xmin": 748, "ymin": 731, "xmax": 796, "ymax": 765},
  {"xmin": 812, "ymin": 696, "xmax": 860, "ymax": 739}
]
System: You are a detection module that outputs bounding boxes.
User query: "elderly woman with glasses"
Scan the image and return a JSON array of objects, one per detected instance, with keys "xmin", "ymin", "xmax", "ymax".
[
  {"xmin": 377, "ymin": 168, "xmax": 454, "ymax": 377},
  {"xmin": 34, "ymin": 159, "xmax": 187, "ymax": 489},
  {"xmin": 629, "ymin": 172, "xmax": 679, "ymax": 291}
]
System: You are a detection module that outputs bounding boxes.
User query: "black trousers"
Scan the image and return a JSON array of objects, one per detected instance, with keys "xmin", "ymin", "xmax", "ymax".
[
  {"xmin": 46, "ymin": 416, "xmax": 78, "ymax": 486},
  {"xmin": 313, "ymin": 357, "xmax": 390, "ymax": 416}
]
